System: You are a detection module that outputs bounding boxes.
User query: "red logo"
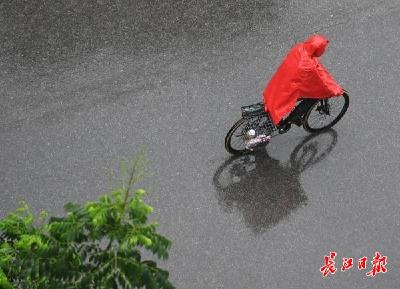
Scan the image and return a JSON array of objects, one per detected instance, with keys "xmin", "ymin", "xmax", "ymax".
[{"xmin": 320, "ymin": 252, "xmax": 387, "ymax": 277}]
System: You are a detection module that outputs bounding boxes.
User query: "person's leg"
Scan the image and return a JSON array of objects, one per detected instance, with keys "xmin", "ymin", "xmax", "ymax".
[
  {"xmin": 278, "ymin": 99, "xmax": 318, "ymax": 133},
  {"xmin": 287, "ymin": 99, "xmax": 318, "ymax": 125}
]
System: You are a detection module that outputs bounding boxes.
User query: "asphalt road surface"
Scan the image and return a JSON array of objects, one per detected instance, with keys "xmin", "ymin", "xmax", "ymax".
[{"xmin": 1, "ymin": 0, "xmax": 400, "ymax": 288}]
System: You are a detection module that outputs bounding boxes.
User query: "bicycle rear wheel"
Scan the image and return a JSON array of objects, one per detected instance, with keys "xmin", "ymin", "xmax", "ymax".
[
  {"xmin": 303, "ymin": 92, "xmax": 349, "ymax": 133},
  {"xmin": 225, "ymin": 118, "xmax": 251, "ymax": 155},
  {"xmin": 225, "ymin": 113, "xmax": 276, "ymax": 155}
]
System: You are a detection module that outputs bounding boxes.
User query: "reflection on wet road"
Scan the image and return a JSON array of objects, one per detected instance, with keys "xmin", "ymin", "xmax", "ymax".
[{"xmin": 213, "ymin": 130, "xmax": 337, "ymax": 233}]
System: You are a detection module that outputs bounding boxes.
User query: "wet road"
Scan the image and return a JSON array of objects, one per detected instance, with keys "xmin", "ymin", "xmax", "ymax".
[{"xmin": 1, "ymin": 0, "xmax": 400, "ymax": 288}]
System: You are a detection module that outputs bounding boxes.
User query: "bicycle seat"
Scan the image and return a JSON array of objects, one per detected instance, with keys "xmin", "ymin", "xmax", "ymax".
[{"xmin": 241, "ymin": 102, "xmax": 265, "ymax": 118}]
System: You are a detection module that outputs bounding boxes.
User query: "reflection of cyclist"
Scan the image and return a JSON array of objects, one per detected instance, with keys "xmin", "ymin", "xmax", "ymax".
[
  {"xmin": 263, "ymin": 35, "xmax": 343, "ymax": 131},
  {"xmin": 215, "ymin": 151, "xmax": 306, "ymax": 233},
  {"xmin": 214, "ymin": 130, "xmax": 337, "ymax": 233}
]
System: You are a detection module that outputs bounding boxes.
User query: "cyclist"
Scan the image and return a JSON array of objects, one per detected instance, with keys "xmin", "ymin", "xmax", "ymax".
[{"xmin": 263, "ymin": 35, "xmax": 343, "ymax": 133}]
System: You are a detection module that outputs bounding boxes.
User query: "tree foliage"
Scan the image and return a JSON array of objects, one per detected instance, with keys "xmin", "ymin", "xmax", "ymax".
[{"xmin": 0, "ymin": 152, "xmax": 174, "ymax": 289}]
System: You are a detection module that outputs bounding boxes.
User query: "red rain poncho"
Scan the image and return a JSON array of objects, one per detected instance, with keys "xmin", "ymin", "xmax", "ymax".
[{"xmin": 263, "ymin": 35, "xmax": 343, "ymax": 125}]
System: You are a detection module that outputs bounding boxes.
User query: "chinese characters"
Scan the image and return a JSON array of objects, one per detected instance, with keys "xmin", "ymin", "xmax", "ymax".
[{"xmin": 320, "ymin": 251, "xmax": 387, "ymax": 277}]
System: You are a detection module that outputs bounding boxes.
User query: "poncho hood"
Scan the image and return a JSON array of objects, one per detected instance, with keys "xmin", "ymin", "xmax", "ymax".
[{"xmin": 304, "ymin": 35, "xmax": 329, "ymax": 57}]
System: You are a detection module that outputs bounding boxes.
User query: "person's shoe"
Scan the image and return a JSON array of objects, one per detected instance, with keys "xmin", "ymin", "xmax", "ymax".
[{"xmin": 278, "ymin": 122, "xmax": 291, "ymax": 134}]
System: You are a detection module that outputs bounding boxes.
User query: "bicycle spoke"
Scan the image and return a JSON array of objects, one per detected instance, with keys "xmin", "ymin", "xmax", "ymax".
[{"xmin": 306, "ymin": 96, "xmax": 346, "ymax": 129}]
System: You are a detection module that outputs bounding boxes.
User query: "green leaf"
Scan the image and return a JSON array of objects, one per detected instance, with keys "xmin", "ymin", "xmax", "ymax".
[
  {"xmin": 64, "ymin": 202, "xmax": 80, "ymax": 213},
  {"xmin": 14, "ymin": 235, "xmax": 47, "ymax": 251},
  {"xmin": 0, "ymin": 268, "xmax": 14, "ymax": 289},
  {"xmin": 138, "ymin": 236, "xmax": 152, "ymax": 247},
  {"xmin": 135, "ymin": 189, "xmax": 146, "ymax": 198}
]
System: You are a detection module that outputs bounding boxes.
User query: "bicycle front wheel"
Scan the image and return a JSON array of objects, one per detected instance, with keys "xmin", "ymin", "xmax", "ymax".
[{"xmin": 303, "ymin": 92, "xmax": 349, "ymax": 133}]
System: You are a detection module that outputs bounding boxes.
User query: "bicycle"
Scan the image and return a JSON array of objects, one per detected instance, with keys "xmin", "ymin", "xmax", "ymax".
[{"xmin": 225, "ymin": 92, "xmax": 349, "ymax": 155}]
